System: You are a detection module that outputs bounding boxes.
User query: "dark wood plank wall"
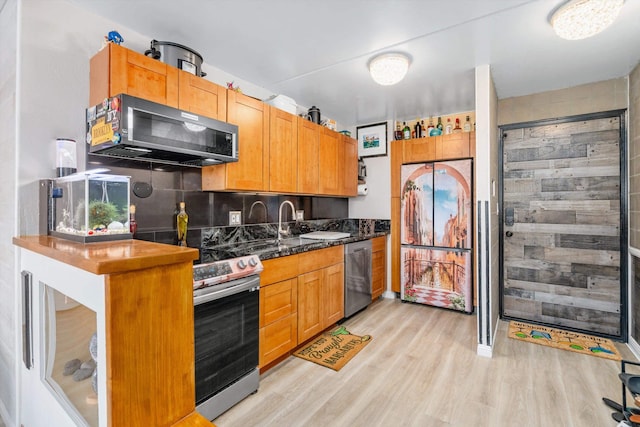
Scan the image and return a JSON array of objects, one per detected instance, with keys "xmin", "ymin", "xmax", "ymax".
[{"xmin": 502, "ymin": 116, "xmax": 622, "ymax": 336}]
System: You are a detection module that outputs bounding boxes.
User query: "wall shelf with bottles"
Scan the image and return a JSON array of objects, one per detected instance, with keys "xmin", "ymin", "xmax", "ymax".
[{"xmin": 394, "ymin": 111, "xmax": 476, "ymax": 141}]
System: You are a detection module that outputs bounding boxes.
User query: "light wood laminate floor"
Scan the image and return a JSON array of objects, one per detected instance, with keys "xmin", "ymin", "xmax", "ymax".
[{"xmin": 215, "ymin": 298, "xmax": 637, "ymax": 427}]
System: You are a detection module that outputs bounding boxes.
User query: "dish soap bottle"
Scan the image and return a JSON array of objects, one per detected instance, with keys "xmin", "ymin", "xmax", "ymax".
[{"xmin": 177, "ymin": 202, "xmax": 188, "ymax": 247}]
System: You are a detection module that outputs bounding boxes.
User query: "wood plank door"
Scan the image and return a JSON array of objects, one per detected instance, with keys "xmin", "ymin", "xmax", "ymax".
[{"xmin": 500, "ymin": 112, "xmax": 625, "ymax": 337}]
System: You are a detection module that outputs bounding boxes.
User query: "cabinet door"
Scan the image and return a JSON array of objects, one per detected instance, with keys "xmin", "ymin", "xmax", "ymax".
[
  {"xmin": 259, "ymin": 278, "xmax": 297, "ymax": 367},
  {"xmin": 318, "ymin": 128, "xmax": 340, "ymax": 195},
  {"xmin": 436, "ymin": 133, "xmax": 470, "ymax": 159},
  {"xmin": 371, "ymin": 236, "xmax": 386, "ymax": 300},
  {"xmin": 404, "ymin": 137, "xmax": 436, "ymax": 163},
  {"xmin": 322, "ymin": 263, "xmax": 344, "ymax": 327},
  {"xmin": 297, "ymin": 118, "xmax": 320, "ymax": 194},
  {"xmin": 90, "ymin": 43, "xmax": 179, "ymax": 107},
  {"xmin": 178, "ymin": 71, "xmax": 227, "ymax": 120},
  {"xmin": 269, "ymin": 107, "xmax": 298, "ymax": 193},
  {"xmin": 340, "ymin": 135, "xmax": 358, "ymax": 196},
  {"xmin": 203, "ymin": 91, "xmax": 269, "ymax": 191},
  {"xmin": 297, "ymin": 270, "xmax": 323, "ymax": 343}
]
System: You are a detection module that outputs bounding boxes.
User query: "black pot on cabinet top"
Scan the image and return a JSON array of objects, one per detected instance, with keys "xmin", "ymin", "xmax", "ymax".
[{"xmin": 308, "ymin": 106, "xmax": 321, "ymax": 124}]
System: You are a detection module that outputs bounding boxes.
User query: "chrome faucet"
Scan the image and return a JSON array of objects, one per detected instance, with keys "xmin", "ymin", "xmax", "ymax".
[
  {"xmin": 278, "ymin": 200, "xmax": 296, "ymax": 242},
  {"xmin": 248, "ymin": 200, "xmax": 267, "ymax": 223}
]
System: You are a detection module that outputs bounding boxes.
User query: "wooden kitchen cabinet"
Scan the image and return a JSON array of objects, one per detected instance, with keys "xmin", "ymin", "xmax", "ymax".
[
  {"xmin": 371, "ymin": 235, "xmax": 387, "ymax": 300},
  {"xmin": 177, "ymin": 70, "xmax": 227, "ymax": 121},
  {"xmin": 297, "ymin": 246, "xmax": 344, "ymax": 343},
  {"xmin": 90, "ymin": 43, "xmax": 179, "ymax": 107},
  {"xmin": 404, "ymin": 136, "xmax": 436, "ymax": 163},
  {"xmin": 436, "ymin": 132, "xmax": 470, "ymax": 159},
  {"xmin": 318, "ymin": 128, "xmax": 341, "ymax": 195},
  {"xmin": 269, "ymin": 106, "xmax": 298, "ymax": 193},
  {"xmin": 259, "ymin": 278, "xmax": 298, "ymax": 367},
  {"xmin": 341, "ymin": 134, "xmax": 358, "ymax": 197},
  {"xmin": 202, "ymin": 91, "xmax": 270, "ymax": 191},
  {"xmin": 297, "ymin": 118, "xmax": 321, "ymax": 194},
  {"xmin": 89, "ymin": 44, "xmax": 228, "ymax": 121},
  {"xmin": 259, "ymin": 255, "xmax": 299, "ymax": 368}
]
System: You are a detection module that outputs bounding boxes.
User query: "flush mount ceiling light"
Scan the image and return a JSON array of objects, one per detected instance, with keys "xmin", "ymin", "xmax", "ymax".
[
  {"xmin": 550, "ymin": 0, "xmax": 624, "ymax": 40},
  {"xmin": 369, "ymin": 53, "xmax": 410, "ymax": 86}
]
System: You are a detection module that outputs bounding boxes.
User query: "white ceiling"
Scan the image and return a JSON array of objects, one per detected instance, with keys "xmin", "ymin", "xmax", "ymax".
[{"xmin": 69, "ymin": 0, "xmax": 640, "ymax": 128}]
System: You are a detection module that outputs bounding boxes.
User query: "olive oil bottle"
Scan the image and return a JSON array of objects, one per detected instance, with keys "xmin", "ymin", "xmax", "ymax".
[{"xmin": 177, "ymin": 202, "xmax": 188, "ymax": 247}]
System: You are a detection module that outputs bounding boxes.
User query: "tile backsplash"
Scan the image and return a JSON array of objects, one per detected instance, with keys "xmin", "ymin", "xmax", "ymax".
[{"xmin": 101, "ymin": 163, "xmax": 352, "ymax": 256}]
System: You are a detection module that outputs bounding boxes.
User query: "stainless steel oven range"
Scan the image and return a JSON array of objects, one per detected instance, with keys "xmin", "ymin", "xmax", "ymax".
[{"xmin": 192, "ymin": 254, "xmax": 263, "ymax": 421}]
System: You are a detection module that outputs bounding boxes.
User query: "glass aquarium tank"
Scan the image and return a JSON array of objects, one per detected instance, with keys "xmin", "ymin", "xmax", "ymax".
[{"xmin": 52, "ymin": 172, "xmax": 131, "ymax": 243}]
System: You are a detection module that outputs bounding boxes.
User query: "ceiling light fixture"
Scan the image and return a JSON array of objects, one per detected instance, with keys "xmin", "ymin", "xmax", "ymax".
[
  {"xmin": 369, "ymin": 53, "xmax": 410, "ymax": 86},
  {"xmin": 550, "ymin": 0, "xmax": 624, "ymax": 40}
]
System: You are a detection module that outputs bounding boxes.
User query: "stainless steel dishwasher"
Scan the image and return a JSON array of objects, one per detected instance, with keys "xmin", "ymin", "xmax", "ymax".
[{"xmin": 344, "ymin": 240, "xmax": 372, "ymax": 318}]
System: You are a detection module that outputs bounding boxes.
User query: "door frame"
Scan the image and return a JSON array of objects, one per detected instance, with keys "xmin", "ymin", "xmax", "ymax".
[{"xmin": 498, "ymin": 109, "xmax": 628, "ymax": 341}]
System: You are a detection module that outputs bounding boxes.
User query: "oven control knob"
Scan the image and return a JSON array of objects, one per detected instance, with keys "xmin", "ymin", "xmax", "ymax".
[
  {"xmin": 237, "ymin": 259, "xmax": 247, "ymax": 269},
  {"xmin": 248, "ymin": 257, "xmax": 258, "ymax": 267}
]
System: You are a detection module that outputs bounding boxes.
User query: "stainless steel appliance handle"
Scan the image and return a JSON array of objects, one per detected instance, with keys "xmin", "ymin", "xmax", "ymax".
[
  {"xmin": 194, "ymin": 275, "xmax": 260, "ymax": 306},
  {"xmin": 21, "ymin": 270, "xmax": 33, "ymax": 369}
]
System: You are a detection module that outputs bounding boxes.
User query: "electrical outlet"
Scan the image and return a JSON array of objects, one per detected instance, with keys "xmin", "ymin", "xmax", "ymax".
[
  {"xmin": 229, "ymin": 211, "xmax": 242, "ymax": 226},
  {"xmin": 296, "ymin": 210, "xmax": 304, "ymax": 221}
]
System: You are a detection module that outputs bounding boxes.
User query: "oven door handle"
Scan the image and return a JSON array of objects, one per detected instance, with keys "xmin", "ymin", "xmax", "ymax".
[{"xmin": 193, "ymin": 276, "xmax": 260, "ymax": 306}]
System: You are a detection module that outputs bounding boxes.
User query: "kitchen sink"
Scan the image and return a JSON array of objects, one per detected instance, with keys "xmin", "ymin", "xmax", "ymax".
[{"xmin": 243, "ymin": 237, "xmax": 307, "ymax": 254}]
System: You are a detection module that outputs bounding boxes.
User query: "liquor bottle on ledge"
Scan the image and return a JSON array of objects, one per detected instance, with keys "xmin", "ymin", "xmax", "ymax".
[
  {"xmin": 453, "ymin": 118, "xmax": 462, "ymax": 133},
  {"xmin": 395, "ymin": 121, "xmax": 403, "ymax": 140},
  {"xmin": 402, "ymin": 122, "xmax": 411, "ymax": 140},
  {"xmin": 463, "ymin": 116, "xmax": 472, "ymax": 132}
]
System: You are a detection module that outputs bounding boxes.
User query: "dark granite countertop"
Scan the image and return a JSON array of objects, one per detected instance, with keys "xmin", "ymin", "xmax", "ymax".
[{"xmin": 205, "ymin": 231, "xmax": 388, "ymax": 262}]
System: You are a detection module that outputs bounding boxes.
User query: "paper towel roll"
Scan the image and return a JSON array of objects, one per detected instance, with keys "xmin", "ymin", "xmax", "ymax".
[{"xmin": 357, "ymin": 184, "xmax": 368, "ymax": 195}]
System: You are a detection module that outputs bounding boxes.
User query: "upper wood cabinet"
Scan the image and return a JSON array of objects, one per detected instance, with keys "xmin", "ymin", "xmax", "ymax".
[
  {"xmin": 202, "ymin": 91, "xmax": 270, "ymax": 191},
  {"xmin": 341, "ymin": 134, "xmax": 358, "ymax": 197},
  {"xmin": 269, "ymin": 106, "xmax": 298, "ymax": 193},
  {"xmin": 436, "ymin": 132, "xmax": 471, "ymax": 159},
  {"xmin": 318, "ymin": 128, "xmax": 341, "ymax": 196},
  {"xmin": 90, "ymin": 43, "xmax": 178, "ymax": 107},
  {"xmin": 297, "ymin": 118, "xmax": 321, "ymax": 194},
  {"xmin": 404, "ymin": 136, "xmax": 436, "ymax": 164},
  {"xmin": 89, "ymin": 44, "xmax": 228, "ymax": 121},
  {"xmin": 178, "ymin": 70, "xmax": 227, "ymax": 121}
]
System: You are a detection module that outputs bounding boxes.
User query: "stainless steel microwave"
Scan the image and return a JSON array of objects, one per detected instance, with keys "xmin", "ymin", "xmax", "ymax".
[{"xmin": 86, "ymin": 94, "xmax": 238, "ymax": 167}]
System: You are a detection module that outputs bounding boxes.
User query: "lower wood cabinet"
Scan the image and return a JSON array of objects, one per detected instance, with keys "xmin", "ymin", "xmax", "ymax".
[
  {"xmin": 259, "ymin": 278, "xmax": 298, "ymax": 367},
  {"xmin": 297, "ymin": 246, "xmax": 344, "ymax": 344},
  {"xmin": 259, "ymin": 256, "xmax": 299, "ymax": 368},
  {"xmin": 371, "ymin": 235, "xmax": 387, "ymax": 300}
]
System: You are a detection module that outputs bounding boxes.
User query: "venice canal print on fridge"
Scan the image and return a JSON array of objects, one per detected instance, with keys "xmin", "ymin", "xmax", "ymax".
[{"xmin": 400, "ymin": 159, "xmax": 473, "ymax": 313}]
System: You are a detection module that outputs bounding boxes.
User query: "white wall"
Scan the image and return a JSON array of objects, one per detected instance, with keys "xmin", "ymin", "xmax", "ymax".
[
  {"xmin": 348, "ymin": 120, "xmax": 391, "ymax": 220},
  {"xmin": 475, "ymin": 64, "xmax": 499, "ymax": 357},
  {"xmin": 0, "ymin": 0, "xmax": 18, "ymax": 424}
]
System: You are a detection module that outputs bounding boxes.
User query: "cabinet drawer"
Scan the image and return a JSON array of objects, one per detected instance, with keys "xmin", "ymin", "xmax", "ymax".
[
  {"xmin": 259, "ymin": 314, "xmax": 297, "ymax": 367},
  {"xmin": 298, "ymin": 245, "xmax": 343, "ymax": 272},
  {"xmin": 261, "ymin": 255, "xmax": 298, "ymax": 286},
  {"xmin": 260, "ymin": 278, "xmax": 297, "ymax": 327}
]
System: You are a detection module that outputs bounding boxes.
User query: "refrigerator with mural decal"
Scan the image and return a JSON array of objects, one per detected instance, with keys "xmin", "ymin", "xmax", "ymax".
[{"xmin": 400, "ymin": 159, "xmax": 473, "ymax": 313}]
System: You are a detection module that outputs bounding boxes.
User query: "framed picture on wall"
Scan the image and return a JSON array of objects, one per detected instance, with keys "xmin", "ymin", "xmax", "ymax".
[{"xmin": 356, "ymin": 122, "xmax": 388, "ymax": 158}]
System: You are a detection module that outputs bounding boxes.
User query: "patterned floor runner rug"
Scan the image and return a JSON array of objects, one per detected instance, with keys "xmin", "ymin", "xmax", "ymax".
[
  {"xmin": 293, "ymin": 326, "xmax": 372, "ymax": 371},
  {"xmin": 508, "ymin": 320, "xmax": 621, "ymax": 361}
]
